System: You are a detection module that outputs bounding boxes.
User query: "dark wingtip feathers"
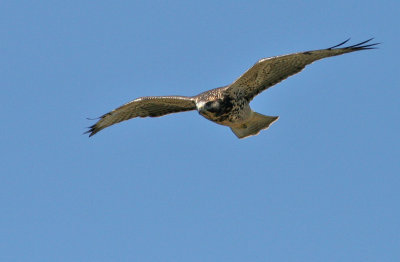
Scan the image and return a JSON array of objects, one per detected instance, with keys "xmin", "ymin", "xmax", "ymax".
[
  {"xmin": 83, "ymin": 124, "xmax": 98, "ymax": 137},
  {"xmin": 327, "ymin": 38, "xmax": 351, "ymax": 49},
  {"xmin": 84, "ymin": 114, "xmax": 108, "ymax": 137},
  {"xmin": 327, "ymin": 38, "xmax": 380, "ymax": 51}
]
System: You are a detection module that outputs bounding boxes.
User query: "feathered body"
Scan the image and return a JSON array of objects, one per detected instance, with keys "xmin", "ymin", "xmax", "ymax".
[{"xmin": 86, "ymin": 39, "xmax": 378, "ymax": 139}]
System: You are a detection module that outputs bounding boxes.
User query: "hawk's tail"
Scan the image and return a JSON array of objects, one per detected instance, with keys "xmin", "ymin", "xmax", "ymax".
[{"xmin": 230, "ymin": 112, "xmax": 279, "ymax": 139}]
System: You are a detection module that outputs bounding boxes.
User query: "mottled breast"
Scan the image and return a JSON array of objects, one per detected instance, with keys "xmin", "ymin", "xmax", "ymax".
[{"xmin": 197, "ymin": 95, "xmax": 250, "ymax": 125}]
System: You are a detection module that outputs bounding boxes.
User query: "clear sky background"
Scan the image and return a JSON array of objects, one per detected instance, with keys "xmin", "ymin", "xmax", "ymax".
[{"xmin": 1, "ymin": 1, "xmax": 399, "ymax": 261}]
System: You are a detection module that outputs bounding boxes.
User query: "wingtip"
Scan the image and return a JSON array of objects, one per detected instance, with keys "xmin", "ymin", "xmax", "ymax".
[
  {"xmin": 83, "ymin": 122, "xmax": 100, "ymax": 137},
  {"xmin": 327, "ymin": 38, "xmax": 351, "ymax": 49},
  {"xmin": 327, "ymin": 37, "xmax": 380, "ymax": 51},
  {"xmin": 83, "ymin": 129, "xmax": 95, "ymax": 137},
  {"xmin": 86, "ymin": 117, "xmax": 100, "ymax": 120}
]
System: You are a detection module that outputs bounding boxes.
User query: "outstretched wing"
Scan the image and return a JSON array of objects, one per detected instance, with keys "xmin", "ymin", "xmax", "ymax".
[
  {"xmin": 226, "ymin": 39, "xmax": 379, "ymax": 101},
  {"xmin": 86, "ymin": 96, "xmax": 196, "ymax": 136}
]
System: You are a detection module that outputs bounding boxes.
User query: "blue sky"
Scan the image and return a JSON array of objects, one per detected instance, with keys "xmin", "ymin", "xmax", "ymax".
[{"xmin": 1, "ymin": 1, "xmax": 399, "ymax": 261}]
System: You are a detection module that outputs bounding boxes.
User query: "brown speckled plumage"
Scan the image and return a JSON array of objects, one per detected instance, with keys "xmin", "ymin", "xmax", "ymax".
[{"xmin": 86, "ymin": 39, "xmax": 378, "ymax": 139}]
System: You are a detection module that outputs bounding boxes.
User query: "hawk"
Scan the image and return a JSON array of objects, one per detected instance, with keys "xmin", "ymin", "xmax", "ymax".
[{"xmin": 86, "ymin": 39, "xmax": 378, "ymax": 139}]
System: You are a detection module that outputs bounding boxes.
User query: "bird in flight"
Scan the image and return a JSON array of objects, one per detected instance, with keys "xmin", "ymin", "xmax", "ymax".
[{"xmin": 86, "ymin": 38, "xmax": 378, "ymax": 139}]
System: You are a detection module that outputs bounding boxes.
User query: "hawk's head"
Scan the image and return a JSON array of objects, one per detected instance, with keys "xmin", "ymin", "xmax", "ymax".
[{"xmin": 197, "ymin": 97, "xmax": 233, "ymax": 121}]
